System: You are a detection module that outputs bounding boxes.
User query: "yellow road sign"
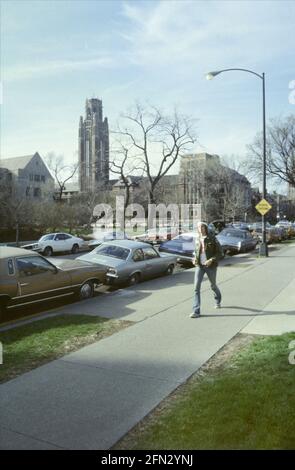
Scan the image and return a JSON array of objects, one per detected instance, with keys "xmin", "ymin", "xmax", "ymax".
[{"xmin": 255, "ymin": 198, "xmax": 272, "ymax": 215}]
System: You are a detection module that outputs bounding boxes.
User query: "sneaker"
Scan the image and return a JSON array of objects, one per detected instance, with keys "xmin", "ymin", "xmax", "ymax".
[
  {"xmin": 215, "ymin": 303, "xmax": 221, "ymax": 309},
  {"xmin": 190, "ymin": 312, "xmax": 201, "ymax": 318}
]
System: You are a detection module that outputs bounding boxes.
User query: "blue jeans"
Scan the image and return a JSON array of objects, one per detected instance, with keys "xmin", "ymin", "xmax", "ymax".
[{"xmin": 193, "ymin": 265, "xmax": 222, "ymax": 314}]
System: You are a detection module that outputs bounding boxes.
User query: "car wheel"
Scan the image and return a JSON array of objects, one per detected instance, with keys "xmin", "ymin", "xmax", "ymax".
[
  {"xmin": 128, "ymin": 273, "xmax": 140, "ymax": 286},
  {"xmin": 43, "ymin": 246, "xmax": 53, "ymax": 257},
  {"xmin": 79, "ymin": 281, "xmax": 94, "ymax": 300},
  {"xmin": 71, "ymin": 244, "xmax": 79, "ymax": 254},
  {"xmin": 166, "ymin": 264, "xmax": 174, "ymax": 275}
]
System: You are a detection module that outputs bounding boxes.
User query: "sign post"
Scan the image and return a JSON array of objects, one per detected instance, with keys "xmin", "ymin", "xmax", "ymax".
[
  {"xmin": 255, "ymin": 198, "xmax": 272, "ymax": 216},
  {"xmin": 255, "ymin": 199, "xmax": 272, "ymax": 256}
]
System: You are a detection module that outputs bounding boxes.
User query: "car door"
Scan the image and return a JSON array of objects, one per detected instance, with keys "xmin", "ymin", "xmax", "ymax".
[
  {"xmin": 53, "ymin": 233, "xmax": 66, "ymax": 252},
  {"xmin": 240, "ymin": 232, "xmax": 247, "ymax": 250},
  {"xmin": 15, "ymin": 255, "xmax": 72, "ymax": 305},
  {"xmin": 63, "ymin": 233, "xmax": 74, "ymax": 251},
  {"xmin": 131, "ymin": 248, "xmax": 147, "ymax": 278},
  {"xmin": 142, "ymin": 246, "xmax": 163, "ymax": 277},
  {"xmin": 247, "ymin": 231, "xmax": 256, "ymax": 249}
]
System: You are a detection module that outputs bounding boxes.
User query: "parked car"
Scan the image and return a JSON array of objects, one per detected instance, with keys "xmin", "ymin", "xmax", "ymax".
[
  {"xmin": 0, "ymin": 247, "xmax": 107, "ymax": 320},
  {"xmin": 269, "ymin": 225, "xmax": 284, "ymax": 242},
  {"xmin": 133, "ymin": 226, "xmax": 179, "ymax": 244},
  {"xmin": 22, "ymin": 232, "xmax": 85, "ymax": 256},
  {"xmin": 217, "ymin": 228, "xmax": 258, "ymax": 254},
  {"xmin": 159, "ymin": 230, "xmax": 226, "ymax": 265},
  {"xmin": 88, "ymin": 231, "xmax": 129, "ymax": 250},
  {"xmin": 276, "ymin": 225, "xmax": 289, "ymax": 240},
  {"xmin": 159, "ymin": 232, "xmax": 197, "ymax": 265},
  {"xmin": 250, "ymin": 227, "xmax": 274, "ymax": 244},
  {"xmin": 276, "ymin": 221, "xmax": 295, "ymax": 238},
  {"xmin": 78, "ymin": 240, "xmax": 177, "ymax": 286},
  {"xmin": 249, "ymin": 222, "xmax": 282, "ymax": 244}
]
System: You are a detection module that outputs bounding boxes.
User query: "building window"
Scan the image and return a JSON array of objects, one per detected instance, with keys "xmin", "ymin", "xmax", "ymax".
[
  {"xmin": 30, "ymin": 174, "xmax": 34, "ymax": 181},
  {"xmin": 33, "ymin": 187, "xmax": 41, "ymax": 197},
  {"xmin": 34, "ymin": 175, "xmax": 40, "ymax": 182},
  {"xmin": 41, "ymin": 175, "xmax": 45, "ymax": 182}
]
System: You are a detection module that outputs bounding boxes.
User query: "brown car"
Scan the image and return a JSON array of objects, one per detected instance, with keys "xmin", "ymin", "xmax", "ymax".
[{"xmin": 0, "ymin": 247, "xmax": 107, "ymax": 320}]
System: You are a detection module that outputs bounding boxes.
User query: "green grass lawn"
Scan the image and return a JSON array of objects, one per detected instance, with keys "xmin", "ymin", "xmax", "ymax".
[
  {"xmin": 115, "ymin": 333, "xmax": 295, "ymax": 450},
  {"xmin": 0, "ymin": 314, "xmax": 132, "ymax": 383}
]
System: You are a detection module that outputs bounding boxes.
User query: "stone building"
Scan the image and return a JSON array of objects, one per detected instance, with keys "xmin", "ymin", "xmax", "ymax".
[
  {"xmin": 79, "ymin": 98, "xmax": 109, "ymax": 192},
  {"xmin": 179, "ymin": 152, "xmax": 252, "ymax": 221},
  {"xmin": 54, "ymin": 181, "xmax": 80, "ymax": 203},
  {"xmin": 288, "ymin": 183, "xmax": 295, "ymax": 201},
  {"xmin": 0, "ymin": 152, "xmax": 54, "ymax": 199},
  {"xmin": 179, "ymin": 152, "xmax": 220, "ymax": 205}
]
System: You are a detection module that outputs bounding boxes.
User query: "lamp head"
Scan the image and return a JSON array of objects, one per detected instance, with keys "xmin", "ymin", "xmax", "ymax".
[{"xmin": 206, "ymin": 71, "xmax": 221, "ymax": 80}]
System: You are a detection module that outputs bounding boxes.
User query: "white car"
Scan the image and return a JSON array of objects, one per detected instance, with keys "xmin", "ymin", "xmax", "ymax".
[{"xmin": 22, "ymin": 233, "xmax": 85, "ymax": 256}]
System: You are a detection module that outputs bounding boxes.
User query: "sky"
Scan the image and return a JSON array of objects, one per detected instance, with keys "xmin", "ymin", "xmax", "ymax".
[{"xmin": 1, "ymin": 0, "xmax": 295, "ymax": 192}]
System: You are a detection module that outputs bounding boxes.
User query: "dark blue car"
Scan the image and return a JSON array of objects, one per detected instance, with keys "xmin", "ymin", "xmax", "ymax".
[
  {"xmin": 160, "ymin": 230, "xmax": 229, "ymax": 264},
  {"xmin": 159, "ymin": 232, "xmax": 196, "ymax": 265}
]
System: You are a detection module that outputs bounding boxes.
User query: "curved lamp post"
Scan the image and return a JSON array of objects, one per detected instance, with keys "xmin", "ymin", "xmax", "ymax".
[{"xmin": 206, "ymin": 68, "xmax": 268, "ymax": 257}]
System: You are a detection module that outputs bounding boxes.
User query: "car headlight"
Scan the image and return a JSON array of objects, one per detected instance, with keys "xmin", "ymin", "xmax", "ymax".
[{"xmin": 32, "ymin": 244, "xmax": 39, "ymax": 249}]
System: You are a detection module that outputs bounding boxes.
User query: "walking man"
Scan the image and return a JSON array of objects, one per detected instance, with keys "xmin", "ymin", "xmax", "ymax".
[{"xmin": 191, "ymin": 222, "xmax": 223, "ymax": 318}]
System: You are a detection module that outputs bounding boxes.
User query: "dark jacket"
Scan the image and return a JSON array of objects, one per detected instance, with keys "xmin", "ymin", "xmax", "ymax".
[{"xmin": 194, "ymin": 234, "xmax": 223, "ymax": 267}]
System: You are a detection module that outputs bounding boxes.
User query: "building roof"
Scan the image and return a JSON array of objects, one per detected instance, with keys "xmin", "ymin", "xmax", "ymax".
[
  {"xmin": 0, "ymin": 152, "xmax": 54, "ymax": 183},
  {"xmin": 181, "ymin": 152, "xmax": 220, "ymax": 160},
  {"xmin": 223, "ymin": 166, "xmax": 250, "ymax": 185}
]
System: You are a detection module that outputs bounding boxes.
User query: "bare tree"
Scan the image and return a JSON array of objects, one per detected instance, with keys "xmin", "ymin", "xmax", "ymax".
[
  {"xmin": 114, "ymin": 103, "xmax": 197, "ymax": 205},
  {"xmin": 109, "ymin": 143, "xmax": 144, "ymax": 211},
  {"xmin": 247, "ymin": 114, "xmax": 295, "ymax": 189},
  {"xmin": 217, "ymin": 157, "xmax": 252, "ymax": 220},
  {"xmin": 46, "ymin": 152, "xmax": 79, "ymax": 202},
  {"xmin": 186, "ymin": 157, "xmax": 251, "ymax": 222},
  {"xmin": 71, "ymin": 186, "xmax": 115, "ymax": 229}
]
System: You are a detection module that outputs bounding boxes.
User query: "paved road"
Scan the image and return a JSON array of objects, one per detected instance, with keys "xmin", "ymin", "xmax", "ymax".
[{"xmin": 0, "ymin": 243, "xmax": 294, "ymax": 449}]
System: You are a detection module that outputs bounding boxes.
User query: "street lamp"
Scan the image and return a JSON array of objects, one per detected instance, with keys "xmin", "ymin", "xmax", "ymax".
[{"xmin": 205, "ymin": 68, "xmax": 268, "ymax": 256}]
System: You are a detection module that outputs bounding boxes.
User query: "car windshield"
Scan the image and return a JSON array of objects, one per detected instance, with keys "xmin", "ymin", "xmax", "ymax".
[
  {"xmin": 95, "ymin": 244, "xmax": 130, "ymax": 260},
  {"xmin": 221, "ymin": 230, "xmax": 243, "ymax": 238},
  {"xmin": 40, "ymin": 234, "xmax": 54, "ymax": 241}
]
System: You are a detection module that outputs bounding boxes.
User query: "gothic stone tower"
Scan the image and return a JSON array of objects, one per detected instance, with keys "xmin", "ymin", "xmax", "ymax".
[{"xmin": 79, "ymin": 98, "xmax": 109, "ymax": 192}]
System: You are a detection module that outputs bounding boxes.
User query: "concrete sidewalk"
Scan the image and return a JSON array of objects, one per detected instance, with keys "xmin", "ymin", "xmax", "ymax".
[{"xmin": 0, "ymin": 244, "xmax": 295, "ymax": 449}]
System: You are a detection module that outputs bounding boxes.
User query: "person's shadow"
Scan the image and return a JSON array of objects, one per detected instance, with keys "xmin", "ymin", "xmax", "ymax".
[{"xmin": 202, "ymin": 306, "xmax": 295, "ymax": 317}]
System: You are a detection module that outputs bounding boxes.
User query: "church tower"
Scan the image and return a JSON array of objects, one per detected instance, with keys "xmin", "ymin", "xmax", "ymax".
[{"xmin": 79, "ymin": 98, "xmax": 109, "ymax": 192}]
